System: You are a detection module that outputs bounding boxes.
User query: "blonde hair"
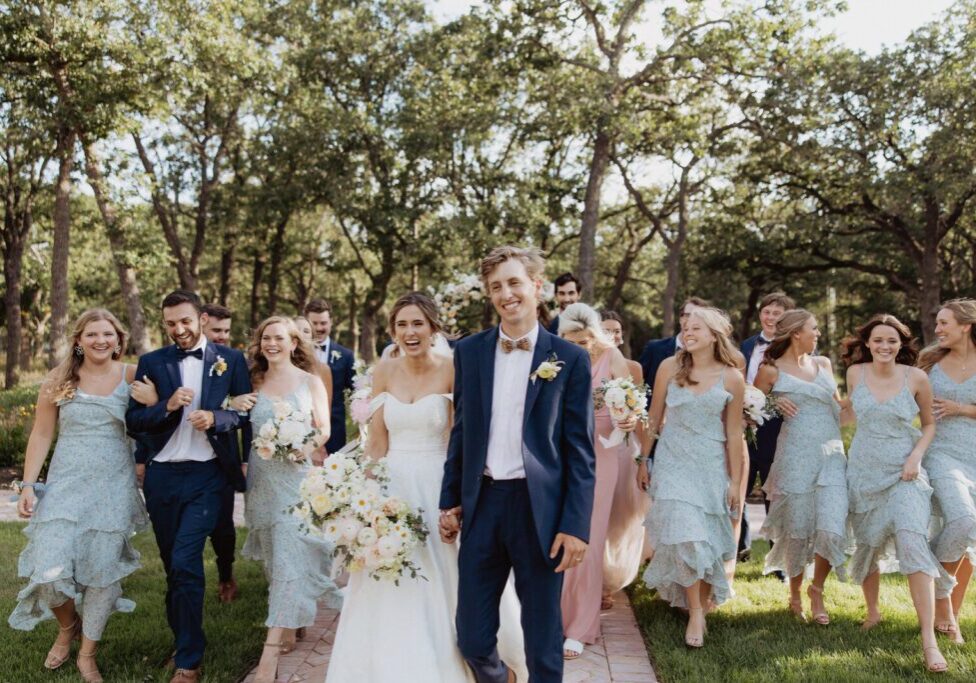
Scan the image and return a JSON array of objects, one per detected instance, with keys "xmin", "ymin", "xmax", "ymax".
[
  {"xmin": 479, "ymin": 245, "xmax": 551, "ymax": 327},
  {"xmin": 918, "ymin": 298, "xmax": 976, "ymax": 372},
  {"xmin": 558, "ymin": 302, "xmax": 613, "ymax": 350},
  {"xmin": 47, "ymin": 309, "xmax": 128, "ymax": 403},
  {"xmin": 762, "ymin": 309, "xmax": 814, "ymax": 368},
  {"xmin": 674, "ymin": 307, "xmax": 739, "ymax": 386},
  {"xmin": 248, "ymin": 316, "xmax": 316, "ymax": 387}
]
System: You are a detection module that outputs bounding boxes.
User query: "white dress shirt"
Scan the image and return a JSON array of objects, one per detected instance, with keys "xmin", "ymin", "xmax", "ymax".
[
  {"xmin": 155, "ymin": 336, "xmax": 217, "ymax": 463},
  {"xmin": 313, "ymin": 337, "xmax": 331, "ymax": 366},
  {"xmin": 484, "ymin": 325, "xmax": 539, "ymax": 480},
  {"xmin": 746, "ymin": 334, "xmax": 773, "ymax": 385}
]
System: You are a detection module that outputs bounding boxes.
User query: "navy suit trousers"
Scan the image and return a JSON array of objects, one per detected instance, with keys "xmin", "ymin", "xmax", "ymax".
[
  {"xmin": 457, "ymin": 478, "xmax": 564, "ymax": 683},
  {"xmin": 144, "ymin": 460, "xmax": 225, "ymax": 669}
]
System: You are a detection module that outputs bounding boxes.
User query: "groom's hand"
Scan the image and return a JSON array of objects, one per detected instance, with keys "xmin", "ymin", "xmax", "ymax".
[
  {"xmin": 439, "ymin": 507, "xmax": 462, "ymax": 543},
  {"xmin": 551, "ymin": 533, "xmax": 587, "ymax": 573}
]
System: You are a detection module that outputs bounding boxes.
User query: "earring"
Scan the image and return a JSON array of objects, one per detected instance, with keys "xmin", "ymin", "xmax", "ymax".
[
  {"xmin": 74, "ymin": 345, "xmax": 84, "ymax": 357},
  {"xmin": 115, "ymin": 345, "xmax": 121, "ymax": 355}
]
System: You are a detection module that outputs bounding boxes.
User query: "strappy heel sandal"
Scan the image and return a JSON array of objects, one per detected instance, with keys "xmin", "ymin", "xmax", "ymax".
[
  {"xmin": 806, "ymin": 584, "xmax": 830, "ymax": 625},
  {"xmin": 924, "ymin": 645, "xmax": 948, "ymax": 673},
  {"xmin": 44, "ymin": 618, "xmax": 81, "ymax": 670},
  {"xmin": 77, "ymin": 644, "xmax": 103, "ymax": 683},
  {"xmin": 253, "ymin": 641, "xmax": 283, "ymax": 683},
  {"xmin": 935, "ymin": 617, "xmax": 965, "ymax": 644},
  {"xmin": 788, "ymin": 595, "xmax": 807, "ymax": 622},
  {"xmin": 562, "ymin": 638, "xmax": 584, "ymax": 660},
  {"xmin": 685, "ymin": 607, "xmax": 705, "ymax": 648}
]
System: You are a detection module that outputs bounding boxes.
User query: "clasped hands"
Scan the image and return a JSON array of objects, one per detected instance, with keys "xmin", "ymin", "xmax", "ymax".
[{"xmin": 131, "ymin": 376, "xmax": 213, "ymax": 431}]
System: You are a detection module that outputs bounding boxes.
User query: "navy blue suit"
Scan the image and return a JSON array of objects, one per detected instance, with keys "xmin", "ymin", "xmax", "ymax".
[
  {"xmin": 323, "ymin": 340, "xmax": 355, "ymax": 453},
  {"xmin": 738, "ymin": 333, "xmax": 783, "ymax": 555},
  {"xmin": 547, "ymin": 314, "xmax": 560, "ymax": 335},
  {"xmin": 638, "ymin": 335, "xmax": 678, "ymax": 389},
  {"xmin": 125, "ymin": 342, "xmax": 251, "ymax": 669},
  {"xmin": 440, "ymin": 324, "xmax": 595, "ymax": 683}
]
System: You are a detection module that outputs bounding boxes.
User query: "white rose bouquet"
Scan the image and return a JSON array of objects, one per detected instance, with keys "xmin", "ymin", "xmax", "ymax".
[
  {"xmin": 743, "ymin": 385, "xmax": 781, "ymax": 445},
  {"xmin": 252, "ymin": 400, "xmax": 321, "ymax": 463},
  {"xmin": 293, "ymin": 448, "xmax": 429, "ymax": 584},
  {"xmin": 428, "ymin": 272, "xmax": 485, "ymax": 336},
  {"xmin": 594, "ymin": 377, "xmax": 650, "ymax": 448}
]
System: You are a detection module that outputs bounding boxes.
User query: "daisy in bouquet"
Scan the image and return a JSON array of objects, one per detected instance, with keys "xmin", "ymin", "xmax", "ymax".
[
  {"xmin": 252, "ymin": 399, "xmax": 322, "ymax": 463},
  {"xmin": 293, "ymin": 448, "xmax": 429, "ymax": 584},
  {"xmin": 594, "ymin": 377, "xmax": 650, "ymax": 448},
  {"xmin": 743, "ymin": 385, "xmax": 781, "ymax": 445}
]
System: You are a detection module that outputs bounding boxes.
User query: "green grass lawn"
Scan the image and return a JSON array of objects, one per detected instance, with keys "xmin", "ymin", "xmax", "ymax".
[
  {"xmin": 631, "ymin": 540, "xmax": 976, "ymax": 682},
  {"xmin": 0, "ymin": 522, "xmax": 268, "ymax": 682}
]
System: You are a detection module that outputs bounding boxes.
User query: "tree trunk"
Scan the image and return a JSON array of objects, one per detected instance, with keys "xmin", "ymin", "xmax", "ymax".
[
  {"xmin": 266, "ymin": 214, "xmax": 291, "ymax": 314},
  {"xmin": 3, "ymin": 231, "xmax": 25, "ymax": 389},
  {"xmin": 359, "ymin": 306, "xmax": 377, "ymax": 364},
  {"xmin": 919, "ymin": 226, "xmax": 942, "ymax": 345},
  {"xmin": 49, "ymin": 126, "xmax": 76, "ymax": 367},
  {"xmin": 347, "ymin": 284, "xmax": 359, "ymax": 353},
  {"xmin": 250, "ymin": 252, "xmax": 266, "ymax": 328},
  {"xmin": 660, "ymin": 174, "xmax": 690, "ymax": 337},
  {"xmin": 577, "ymin": 126, "xmax": 611, "ymax": 299},
  {"xmin": 219, "ymin": 231, "xmax": 236, "ymax": 306},
  {"xmin": 81, "ymin": 139, "xmax": 151, "ymax": 355}
]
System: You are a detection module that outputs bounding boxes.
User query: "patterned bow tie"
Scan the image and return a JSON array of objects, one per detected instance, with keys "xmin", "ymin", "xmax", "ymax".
[
  {"xmin": 176, "ymin": 347, "xmax": 204, "ymax": 361},
  {"xmin": 501, "ymin": 337, "xmax": 532, "ymax": 353}
]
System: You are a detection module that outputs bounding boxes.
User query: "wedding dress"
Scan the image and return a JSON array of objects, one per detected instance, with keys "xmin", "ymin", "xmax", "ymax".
[{"xmin": 325, "ymin": 392, "xmax": 527, "ymax": 682}]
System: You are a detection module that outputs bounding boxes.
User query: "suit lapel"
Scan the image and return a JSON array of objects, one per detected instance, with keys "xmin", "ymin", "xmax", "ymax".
[
  {"xmin": 164, "ymin": 345, "xmax": 183, "ymax": 396},
  {"xmin": 522, "ymin": 324, "xmax": 552, "ymax": 431},
  {"xmin": 480, "ymin": 328, "xmax": 498, "ymax": 429},
  {"xmin": 201, "ymin": 341, "xmax": 216, "ymax": 409}
]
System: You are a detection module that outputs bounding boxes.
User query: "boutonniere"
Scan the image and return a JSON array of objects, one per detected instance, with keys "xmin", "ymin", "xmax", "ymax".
[
  {"xmin": 330, "ymin": 350, "xmax": 342, "ymax": 363},
  {"xmin": 530, "ymin": 353, "xmax": 564, "ymax": 384},
  {"xmin": 210, "ymin": 355, "xmax": 228, "ymax": 377}
]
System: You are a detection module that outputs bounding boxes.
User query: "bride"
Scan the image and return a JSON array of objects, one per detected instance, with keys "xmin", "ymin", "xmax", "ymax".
[{"xmin": 326, "ymin": 292, "xmax": 527, "ymax": 682}]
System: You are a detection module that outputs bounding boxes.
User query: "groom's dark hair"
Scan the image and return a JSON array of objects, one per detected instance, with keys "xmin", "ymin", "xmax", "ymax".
[{"xmin": 161, "ymin": 289, "xmax": 202, "ymax": 313}]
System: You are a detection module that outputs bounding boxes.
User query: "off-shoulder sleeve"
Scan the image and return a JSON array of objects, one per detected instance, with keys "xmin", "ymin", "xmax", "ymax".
[{"xmin": 369, "ymin": 392, "xmax": 388, "ymax": 417}]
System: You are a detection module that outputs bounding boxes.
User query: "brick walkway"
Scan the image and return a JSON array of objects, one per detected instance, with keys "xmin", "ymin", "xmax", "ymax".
[{"xmin": 241, "ymin": 590, "xmax": 655, "ymax": 683}]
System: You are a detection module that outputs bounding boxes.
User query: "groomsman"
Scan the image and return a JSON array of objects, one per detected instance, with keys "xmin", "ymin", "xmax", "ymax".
[
  {"xmin": 548, "ymin": 272, "xmax": 581, "ymax": 334},
  {"xmin": 126, "ymin": 290, "xmax": 251, "ymax": 683},
  {"xmin": 638, "ymin": 296, "xmax": 710, "ymax": 387},
  {"xmin": 737, "ymin": 291, "xmax": 795, "ymax": 564},
  {"xmin": 200, "ymin": 303, "xmax": 238, "ymax": 602},
  {"xmin": 305, "ymin": 298, "xmax": 354, "ymax": 453}
]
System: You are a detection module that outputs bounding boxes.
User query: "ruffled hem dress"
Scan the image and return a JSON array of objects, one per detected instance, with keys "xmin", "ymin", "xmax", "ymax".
[
  {"xmin": 760, "ymin": 367, "xmax": 849, "ymax": 579},
  {"xmin": 8, "ymin": 370, "xmax": 148, "ymax": 641},
  {"xmin": 846, "ymin": 367, "xmax": 955, "ymax": 598},
  {"xmin": 642, "ymin": 377, "xmax": 736, "ymax": 609},
  {"xmin": 243, "ymin": 381, "xmax": 342, "ymax": 628}
]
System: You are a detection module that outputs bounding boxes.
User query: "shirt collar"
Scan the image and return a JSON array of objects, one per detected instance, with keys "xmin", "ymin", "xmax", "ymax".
[{"xmin": 499, "ymin": 324, "xmax": 540, "ymax": 346}]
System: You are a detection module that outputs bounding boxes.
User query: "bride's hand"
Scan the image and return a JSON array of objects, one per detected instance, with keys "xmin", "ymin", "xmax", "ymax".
[
  {"xmin": 439, "ymin": 507, "xmax": 461, "ymax": 544},
  {"xmin": 130, "ymin": 376, "xmax": 159, "ymax": 406},
  {"xmin": 229, "ymin": 393, "xmax": 258, "ymax": 412}
]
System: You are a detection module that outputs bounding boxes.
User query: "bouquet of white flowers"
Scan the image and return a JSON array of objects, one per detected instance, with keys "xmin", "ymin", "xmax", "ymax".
[
  {"xmin": 347, "ymin": 361, "xmax": 374, "ymax": 439},
  {"xmin": 594, "ymin": 377, "xmax": 650, "ymax": 448},
  {"xmin": 293, "ymin": 448, "xmax": 429, "ymax": 584},
  {"xmin": 428, "ymin": 273, "xmax": 485, "ymax": 336},
  {"xmin": 743, "ymin": 385, "xmax": 781, "ymax": 445},
  {"xmin": 252, "ymin": 400, "xmax": 321, "ymax": 463}
]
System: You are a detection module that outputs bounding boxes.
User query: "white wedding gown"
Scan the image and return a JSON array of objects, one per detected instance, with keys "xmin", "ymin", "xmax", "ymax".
[{"xmin": 325, "ymin": 392, "xmax": 528, "ymax": 682}]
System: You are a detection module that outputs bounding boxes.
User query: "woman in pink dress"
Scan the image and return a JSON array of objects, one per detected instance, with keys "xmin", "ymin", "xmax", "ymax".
[{"xmin": 558, "ymin": 303, "xmax": 638, "ymax": 659}]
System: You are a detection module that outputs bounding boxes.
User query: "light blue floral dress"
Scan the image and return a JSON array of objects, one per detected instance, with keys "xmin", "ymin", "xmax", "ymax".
[
  {"xmin": 846, "ymin": 366, "xmax": 954, "ymax": 597},
  {"xmin": 243, "ymin": 380, "xmax": 341, "ymax": 628},
  {"xmin": 642, "ymin": 376, "xmax": 736, "ymax": 608},
  {"xmin": 9, "ymin": 367, "xmax": 148, "ymax": 641},
  {"xmin": 760, "ymin": 367, "xmax": 848, "ymax": 579},
  {"xmin": 926, "ymin": 363, "xmax": 976, "ymax": 564}
]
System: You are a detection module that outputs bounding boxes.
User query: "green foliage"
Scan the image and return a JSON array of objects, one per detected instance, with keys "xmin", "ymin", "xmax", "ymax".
[{"xmin": 0, "ymin": 384, "xmax": 38, "ymax": 467}]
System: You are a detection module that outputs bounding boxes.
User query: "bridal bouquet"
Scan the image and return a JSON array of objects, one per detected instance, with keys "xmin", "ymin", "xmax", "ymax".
[
  {"xmin": 428, "ymin": 272, "xmax": 484, "ymax": 336},
  {"xmin": 293, "ymin": 449, "xmax": 429, "ymax": 584},
  {"xmin": 594, "ymin": 377, "xmax": 649, "ymax": 448},
  {"xmin": 347, "ymin": 361, "xmax": 374, "ymax": 436},
  {"xmin": 252, "ymin": 400, "xmax": 321, "ymax": 463},
  {"xmin": 743, "ymin": 385, "xmax": 781, "ymax": 445}
]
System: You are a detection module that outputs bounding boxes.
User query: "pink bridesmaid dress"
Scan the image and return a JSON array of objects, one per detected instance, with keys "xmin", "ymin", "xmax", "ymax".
[{"xmin": 561, "ymin": 350, "xmax": 620, "ymax": 644}]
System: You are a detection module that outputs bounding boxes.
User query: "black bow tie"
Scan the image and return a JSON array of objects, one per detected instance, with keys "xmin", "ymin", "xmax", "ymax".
[
  {"xmin": 757, "ymin": 337, "xmax": 772, "ymax": 347},
  {"xmin": 176, "ymin": 347, "xmax": 204, "ymax": 361}
]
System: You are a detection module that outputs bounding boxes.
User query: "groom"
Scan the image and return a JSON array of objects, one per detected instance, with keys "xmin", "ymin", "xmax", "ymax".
[
  {"xmin": 440, "ymin": 246, "xmax": 596, "ymax": 682},
  {"xmin": 126, "ymin": 290, "xmax": 251, "ymax": 683}
]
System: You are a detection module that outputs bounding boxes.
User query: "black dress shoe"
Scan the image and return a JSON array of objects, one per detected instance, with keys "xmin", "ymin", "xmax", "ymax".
[{"xmin": 737, "ymin": 548, "xmax": 752, "ymax": 563}]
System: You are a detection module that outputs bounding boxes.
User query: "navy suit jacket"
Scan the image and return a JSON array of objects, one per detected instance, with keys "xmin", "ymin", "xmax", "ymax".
[
  {"xmin": 324, "ymin": 340, "xmax": 355, "ymax": 452},
  {"xmin": 547, "ymin": 314, "xmax": 560, "ymax": 335},
  {"xmin": 439, "ymin": 324, "xmax": 596, "ymax": 557},
  {"xmin": 741, "ymin": 332, "xmax": 783, "ymax": 457},
  {"xmin": 638, "ymin": 335, "xmax": 678, "ymax": 388},
  {"xmin": 125, "ymin": 343, "xmax": 251, "ymax": 492}
]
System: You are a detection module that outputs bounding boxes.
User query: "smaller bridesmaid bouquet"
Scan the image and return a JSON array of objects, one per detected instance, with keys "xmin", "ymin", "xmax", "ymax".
[
  {"xmin": 252, "ymin": 400, "xmax": 321, "ymax": 463},
  {"xmin": 743, "ymin": 385, "xmax": 781, "ymax": 445},
  {"xmin": 594, "ymin": 377, "xmax": 650, "ymax": 448}
]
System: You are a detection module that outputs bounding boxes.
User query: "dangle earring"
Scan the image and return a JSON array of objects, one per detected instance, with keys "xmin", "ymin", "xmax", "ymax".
[
  {"xmin": 114, "ymin": 345, "xmax": 122, "ymax": 357},
  {"xmin": 74, "ymin": 345, "xmax": 85, "ymax": 357}
]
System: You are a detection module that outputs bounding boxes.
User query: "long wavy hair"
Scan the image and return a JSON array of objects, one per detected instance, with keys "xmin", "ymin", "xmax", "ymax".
[
  {"xmin": 761, "ymin": 309, "xmax": 814, "ymax": 368},
  {"xmin": 47, "ymin": 309, "xmax": 128, "ymax": 404},
  {"xmin": 918, "ymin": 299, "xmax": 976, "ymax": 372},
  {"xmin": 248, "ymin": 316, "xmax": 316, "ymax": 387},
  {"xmin": 674, "ymin": 307, "xmax": 739, "ymax": 387},
  {"xmin": 841, "ymin": 314, "xmax": 918, "ymax": 366}
]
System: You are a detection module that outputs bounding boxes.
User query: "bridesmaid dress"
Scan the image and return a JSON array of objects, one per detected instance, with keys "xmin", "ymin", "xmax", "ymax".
[
  {"xmin": 846, "ymin": 366, "xmax": 954, "ymax": 595},
  {"xmin": 602, "ymin": 433, "xmax": 649, "ymax": 594},
  {"xmin": 926, "ymin": 363, "xmax": 976, "ymax": 564},
  {"xmin": 641, "ymin": 373, "xmax": 736, "ymax": 608},
  {"xmin": 9, "ymin": 365, "xmax": 148, "ymax": 642},
  {"xmin": 561, "ymin": 350, "xmax": 619, "ymax": 643},
  {"xmin": 760, "ymin": 366, "xmax": 848, "ymax": 578},
  {"xmin": 243, "ymin": 380, "xmax": 342, "ymax": 628}
]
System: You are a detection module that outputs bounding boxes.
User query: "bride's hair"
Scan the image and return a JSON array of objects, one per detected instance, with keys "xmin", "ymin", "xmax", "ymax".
[
  {"xmin": 248, "ymin": 316, "xmax": 316, "ymax": 387},
  {"xmin": 387, "ymin": 292, "xmax": 444, "ymax": 341},
  {"xmin": 558, "ymin": 302, "xmax": 613, "ymax": 351}
]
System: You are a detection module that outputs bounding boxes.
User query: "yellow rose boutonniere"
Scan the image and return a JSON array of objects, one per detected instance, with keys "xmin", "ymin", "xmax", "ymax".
[
  {"xmin": 210, "ymin": 355, "xmax": 228, "ymax": 377},
  {"xmin": 530, "ymin": 353, "xmax": 564, "ymax": 384}
]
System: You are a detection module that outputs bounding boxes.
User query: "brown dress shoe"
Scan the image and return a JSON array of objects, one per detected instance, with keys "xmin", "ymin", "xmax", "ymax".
[
  {"xmin": 170, "ymin": 668, "xmax": 200, "ymax": 683},
  {"xmin": 218, "ymin": 578, "xmax": 239, "ymax": 603}
]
